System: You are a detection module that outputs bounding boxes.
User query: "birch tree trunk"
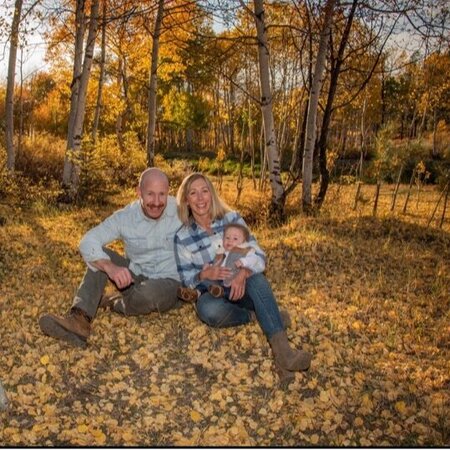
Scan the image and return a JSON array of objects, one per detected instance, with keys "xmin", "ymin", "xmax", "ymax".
[
  {"xmin": 62, "ymin": 0, "xmax": 99, "ymax": 200},
  {"xmin": 302, "ymin": 0, "xmax": 335, "ymax": 213},
  {"xmin": 92, "ymin": 0, "xmax": 107, "ymax": 144},
  {"xmin": 18, "ymin": 47, "xmax": 24, "ymax": 161},
  {"xmin": 62, "ymin": 0, "xmax": 86, "ymax": 189},
  {"xmin": 252, "ymin": 0, "xmax": 285, "ymax": 222},
  {"xmin": 5, "ymin": 0, "xmax": 23, "ymax": 172},
  {"xmin": 146, "ymin": 0, "xmax": 165, "ymax": 167}
]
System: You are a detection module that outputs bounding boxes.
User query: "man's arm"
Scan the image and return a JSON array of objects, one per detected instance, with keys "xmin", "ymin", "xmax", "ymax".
[
  {"xmin": 90, "ymin": 259, "xmax": 134, "ymax": 289},
  {"xmin": 79, "ymin": 210, "xmax": 124, "ymax": 270},
  {"xmin": 78, "ymin": 208, "xmax": 135, "ymax": 288}
]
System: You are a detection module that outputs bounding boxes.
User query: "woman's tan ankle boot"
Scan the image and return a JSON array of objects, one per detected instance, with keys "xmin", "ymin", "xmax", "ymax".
[{"xmin": 269, "ymin": 330, "xmax": 311, "ymax": 371}]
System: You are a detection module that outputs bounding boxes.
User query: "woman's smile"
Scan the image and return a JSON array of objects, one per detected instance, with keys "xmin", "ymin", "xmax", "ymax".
[{"xmin": 187, "ymin": 179, "xmax": 212, "ymax": 219}]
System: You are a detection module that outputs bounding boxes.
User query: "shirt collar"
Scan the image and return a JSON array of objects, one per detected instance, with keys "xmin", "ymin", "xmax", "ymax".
[{"xmin": 188, "ymin": 217, "xmax": 220, "ymax": 234}]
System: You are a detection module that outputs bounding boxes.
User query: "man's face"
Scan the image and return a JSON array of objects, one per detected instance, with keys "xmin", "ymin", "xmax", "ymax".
[
  {"xmin": 223, "ymin": 227, "xmax": 246, "ymax": 251},
  {"xmin": 137, "ymin": 176, "xmax": 169, "ymax": 219}
]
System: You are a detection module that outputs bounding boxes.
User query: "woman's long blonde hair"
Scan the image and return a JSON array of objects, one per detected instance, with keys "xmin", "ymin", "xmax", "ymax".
[{"xmin": 176, "ymin": 173, "xmax": 231, "ymax": 225}]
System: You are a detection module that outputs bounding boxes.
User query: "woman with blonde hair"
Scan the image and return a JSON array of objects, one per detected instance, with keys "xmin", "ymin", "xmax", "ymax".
[{"xmin": 174, "ymin": 172, "xmax": 311, "ymax": 381}]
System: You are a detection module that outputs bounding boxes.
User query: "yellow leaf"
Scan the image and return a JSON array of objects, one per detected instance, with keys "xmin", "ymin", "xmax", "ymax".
[
  {"xmin": 319, "ymin": 390, "xmax": 330, "ymax": 402},
  {"xmin": 190, "ymin": 410, "xmax": 202, "ymax": 422},
  {"xmin": 395, "ymin": 401, "xmax": 407, "ymax": 415},
  {"xmin": 310, "ymin": 434, "xmax": 319, "ymax": 444},
  {"xmin": 210, "ymin": 390, "xmax": 222, "ymax": 401},
  {"xmin": 298, "ymin": 418, "xmax": 309, "ymax": 431},
  {"xmin": 77, "ymin": 424, "xmax": 88, "ymax": 433},
  {"xmin": 354, "ymin": 417, "xmax": 364, "ymax": 427},
  {"xmin": 40, "ymin": 355, "xmax": 50, "ymax": 365},
  {"xmin": 91, "ymin": 429, "xmax": 106, "ymax": 445},
  {"xmin": 122, "ymin": 431, "xmax": 135, "ymax": 444}
]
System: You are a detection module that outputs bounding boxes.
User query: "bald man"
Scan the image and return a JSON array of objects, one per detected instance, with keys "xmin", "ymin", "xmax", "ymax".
[{"xmin": 39, "ymin": 168, "xmax": 183, "ymax": 347}]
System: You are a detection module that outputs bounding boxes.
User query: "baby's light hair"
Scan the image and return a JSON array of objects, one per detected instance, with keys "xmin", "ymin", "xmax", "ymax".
[{"xmin": 224, "ymin": 223, "xmax": 250, "ymax": 242}]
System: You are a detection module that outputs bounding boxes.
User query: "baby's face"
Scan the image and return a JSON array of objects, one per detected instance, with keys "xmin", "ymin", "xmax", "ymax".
[{"xmin": 223, "ymin": 227, "xmax": 246, "ymax": 251}]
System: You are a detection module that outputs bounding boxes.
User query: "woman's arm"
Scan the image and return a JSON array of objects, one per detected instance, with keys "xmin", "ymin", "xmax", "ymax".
[
  {"xmin": 174, "ymin": 231, "xmax": 231, "ymax": 288},
  {"xmin": 174, "ymin": 234, "xmax": 202, "ymax": 288}
]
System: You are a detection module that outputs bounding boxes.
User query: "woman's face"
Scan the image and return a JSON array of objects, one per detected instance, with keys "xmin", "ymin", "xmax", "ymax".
[{"xmin": 186, "ymin": 177, "xmax": 212, "ymax": 221}]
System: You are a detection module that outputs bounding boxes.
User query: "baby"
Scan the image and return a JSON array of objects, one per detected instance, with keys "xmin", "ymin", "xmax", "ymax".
[{"xmin": 177, "ymin": 223, "xmax": 264, "ymax": 302}]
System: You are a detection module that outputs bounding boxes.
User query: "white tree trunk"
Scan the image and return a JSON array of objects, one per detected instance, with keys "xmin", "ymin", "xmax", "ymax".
[
  {"xmin": 302, "ymin": 0, "xmax": 335, "ymax": 212},
  {"xmin": 5, "ymin": 0, "xmax": 23, "ymax": 172},
  {"xmin": 62, "ymin": 0, "xmax": 86, "ymax": 187},
  {"xmin": 252, "ymin": 0, "xmax": 285, "ymax": 220},
  {"xmin": 92, "ymin": 0, "xmax": 107, "ymax": 144},
  {"xmin": 146, "ymin": 0, "xmax": 165, "ymax": 167},
  {"xmin": 63, "ymin": 0, "xmax": 99, "ymax": 198}
]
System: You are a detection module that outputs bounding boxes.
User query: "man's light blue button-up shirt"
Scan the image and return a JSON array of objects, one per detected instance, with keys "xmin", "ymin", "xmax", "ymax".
[{"xmin": 79, "ymin": 196, "xmax": 182, "ymax": 280}]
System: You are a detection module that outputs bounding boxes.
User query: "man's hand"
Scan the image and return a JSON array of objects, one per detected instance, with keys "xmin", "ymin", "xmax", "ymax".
[
  {"xmin": 229, "ymin": 268, "xmax": 250, "ymax": 301},
  {"xmin": 106, "ymin": 265, "xmax": 134, "ymax": 289},
  {"xmin": 91, "ymin": 259, "xmax": 134, "ymax": 290}
]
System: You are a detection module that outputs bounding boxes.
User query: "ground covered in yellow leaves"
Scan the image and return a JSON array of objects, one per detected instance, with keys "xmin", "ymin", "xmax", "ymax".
[{"xmin": 0, "ymin": 182, "xmax": 449, "ymax": 446}]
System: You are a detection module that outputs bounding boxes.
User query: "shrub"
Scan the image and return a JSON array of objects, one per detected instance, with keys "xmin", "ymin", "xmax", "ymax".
[
  {"xmin": 15, "ymin": 133, "xmax": 66, "ymax": 184},
  {"xmin": 0, "ymin": 148, "xmax": 62, "ymax": 205},
  {"xmin": 153, "ymin": 154, "xmax": 193, "ymax": 194}
]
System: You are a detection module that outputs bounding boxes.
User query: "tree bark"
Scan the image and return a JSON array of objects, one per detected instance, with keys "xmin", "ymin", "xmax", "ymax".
[
  {"xmin": 5, "ymin": 0, "xmax": 23, "ymax": 172},
  {"xmin": 302, "ymin": 0, "xmax": 336, "ymax": 214},
  {"xmin": 62, "ymin": 0, "xmax": 86, "ymax": 190},
  {"xmin": 146, "ymin": 0, "xmax": 165, "ymax": 167},
  {"xmin": 62, "ymin": 0, "xmax": 99, "ymax": 200},
  {"xmin": 252, "ymin": 0, "xmax": 285, "ymax": 222},
  {"xmin": 92, "ymin": 0, "xmax": 107, "ymax": 144},
  {"xmin": 315, "ymin": 0, "xmax": 358, "ymax": 209}
]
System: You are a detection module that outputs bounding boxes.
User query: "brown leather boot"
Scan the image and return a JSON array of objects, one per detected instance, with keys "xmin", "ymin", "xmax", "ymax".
[
  {"xmin": 269, "ymin": 330, "xmax": 311, "ymax": 372},
  {"xmin": 99, "ymin": 293, "xmax": 122, "ymax": 310},
  {"xmin": 177, "ymin": 287, "xmax": 199, "ymax": 303},
  {"xmin": 39, "ymin": 307, "xmax": 91, "ymax": 348},
  {"xmin": 208, "ymin": 284, "xmax": 224, "ymax": 298},
  {"xmin": 279, "ymin": 309, "xmax": 292, "ymax": 329},
  {"xmin": 275, "ymin": 361, "xmax": 296, "ymax": 387}
]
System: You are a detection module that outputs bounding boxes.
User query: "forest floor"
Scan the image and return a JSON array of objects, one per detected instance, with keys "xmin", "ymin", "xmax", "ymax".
[{"xmin": 0, "ymin": 179, "xmax": 449, "ymax": 446}]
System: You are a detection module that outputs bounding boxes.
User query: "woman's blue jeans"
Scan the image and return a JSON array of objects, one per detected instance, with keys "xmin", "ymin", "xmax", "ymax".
[{"xmin": 195, "ymin": 273, "xmax": 284, "ymax": 338}]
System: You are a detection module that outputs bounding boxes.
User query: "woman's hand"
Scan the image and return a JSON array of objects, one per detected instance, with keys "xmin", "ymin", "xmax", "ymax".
[
  {"xmin": 200, "ymin": 264, "xmax": 232, "ymax": 282},
  {"xmin": 229, "ymin": 269, "xmax": 249, "ymax": 301}
]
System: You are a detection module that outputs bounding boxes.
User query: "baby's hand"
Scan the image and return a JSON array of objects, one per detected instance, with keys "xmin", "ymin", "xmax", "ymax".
[{"xmin": 234, "ymin": 260, "xmax": 243, "ymax": 268}]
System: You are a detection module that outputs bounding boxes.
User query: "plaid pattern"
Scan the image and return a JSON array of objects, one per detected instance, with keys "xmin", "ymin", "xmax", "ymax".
[{"xmin": 174, "ymin": 211, "xmax": 266, "ymax": 288}]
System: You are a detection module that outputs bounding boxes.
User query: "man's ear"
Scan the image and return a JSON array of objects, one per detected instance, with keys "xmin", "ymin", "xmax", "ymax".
[{"xmin": 136, "ymin": 185, "xmax": 141, "ymax": 198}]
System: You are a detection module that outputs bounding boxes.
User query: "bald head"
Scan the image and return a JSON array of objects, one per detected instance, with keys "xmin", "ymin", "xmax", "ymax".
[
  {"xmin": 137, "ymin": 168, "xmax": 170, "ymax": 219},
  {"xmin": 139, "ymin": 167, "xmax": 169, "ymax": 190}
]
